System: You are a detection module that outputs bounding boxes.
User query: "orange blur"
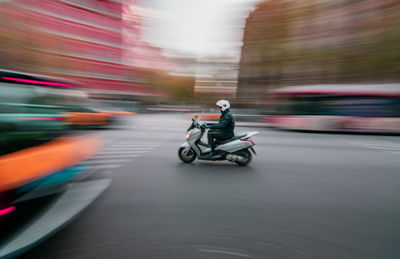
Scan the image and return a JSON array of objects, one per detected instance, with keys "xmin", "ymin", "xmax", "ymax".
[
  {"xmin": 97, "ymin": 110, "xmax": 137, "ymax": 116},
  {"xmin": 191, "ymin": 113, "xmax": 221, "ymax": 121},
  {"xmin": 64, "ymin": 112, "xmax": 110, "ymax": 125},
  {"xmin": 0, "ymin": 135, "xmax": 102, "ymax": 192}
]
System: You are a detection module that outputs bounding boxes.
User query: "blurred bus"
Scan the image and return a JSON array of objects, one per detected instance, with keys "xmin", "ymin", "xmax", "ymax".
[{"xmin": 265, "ymin": 84, "xmax": 400, "ymax": 134}]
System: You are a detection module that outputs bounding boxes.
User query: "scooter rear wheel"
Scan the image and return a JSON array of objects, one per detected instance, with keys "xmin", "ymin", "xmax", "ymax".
[
  {"xmin": 178, "ymin": 147, "xmax": 197, "ymax": 163},
  {"xmin": 235, "ymin": 149, "xmax": 252, "ymax": 166}
]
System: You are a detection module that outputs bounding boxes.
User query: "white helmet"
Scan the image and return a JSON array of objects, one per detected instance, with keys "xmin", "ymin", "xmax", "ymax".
[{"xmin": 216, "ymin": 99, "xmax": 230, "ymax": 111}]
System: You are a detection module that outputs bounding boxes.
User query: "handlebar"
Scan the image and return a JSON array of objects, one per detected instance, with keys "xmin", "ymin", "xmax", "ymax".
[{"xmin": 189, "ymin": 116, "xmax": 207, "ymax": 131}]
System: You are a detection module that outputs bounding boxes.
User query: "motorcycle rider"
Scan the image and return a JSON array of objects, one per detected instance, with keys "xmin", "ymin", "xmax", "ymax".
[{"xmin": 202, "ymin": 100, "xmax": 235, "ymax": 157}]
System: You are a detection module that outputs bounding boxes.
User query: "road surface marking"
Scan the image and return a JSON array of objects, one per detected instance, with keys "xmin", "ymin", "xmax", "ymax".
[
  {"xmin": 83, "ymin": 159, "xmax": 131, "ymax": 164},
  {"xmin": 108, "ymin": 143, "xmax": 157, "ymax": 147},
  {"xmin": 93, "ymin": 154, "xmax": 142, "ymax": 158},
  {"xmin": 105, "ymin": 146, "xmax": 158, "ymax": 151},
  {"xmin": 326, "ymin": 136, "xmax": 400, "ymax": 154},
  {"xmin": 198, "ymin": 249, "xmax": 253, "ymax": 258},
  {"xmin": 101, "ymin": 149, "xmax": 153, "ymax": 154},
  {"xmin": 86, "ymin": 164, "xmax": 123, "ymax": 169}
]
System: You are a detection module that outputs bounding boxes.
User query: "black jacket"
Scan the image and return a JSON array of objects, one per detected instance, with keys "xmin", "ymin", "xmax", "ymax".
[{"xmin": 208, "ymin": 109, "xmax": 235, "ymax": 137}]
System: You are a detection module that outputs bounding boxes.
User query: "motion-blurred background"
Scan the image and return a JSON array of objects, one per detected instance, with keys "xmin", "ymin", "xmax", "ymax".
[
  {"xmin": 1, "ymin": 0, "xmax": 399, "ymax": 135},
  {"xmin": 0, "ymin": 0, "xmax": 399, "ymax": 258}
]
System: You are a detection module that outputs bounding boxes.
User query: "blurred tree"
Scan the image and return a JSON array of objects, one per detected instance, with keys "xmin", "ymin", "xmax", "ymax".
[{"xmin": 146, "ymin": 70, "xmax": 195, "ymax": 103}]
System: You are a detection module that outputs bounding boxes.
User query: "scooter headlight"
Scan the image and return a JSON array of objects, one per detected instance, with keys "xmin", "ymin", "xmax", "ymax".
[{"xmin": 185, "ymin": 132, "xmax": 190, "ymax": 139}]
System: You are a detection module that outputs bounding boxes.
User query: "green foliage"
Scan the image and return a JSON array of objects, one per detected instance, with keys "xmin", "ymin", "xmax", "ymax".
[{"xmin": 147, "ymin": 71, "xmax": 195, "ymax": 102}]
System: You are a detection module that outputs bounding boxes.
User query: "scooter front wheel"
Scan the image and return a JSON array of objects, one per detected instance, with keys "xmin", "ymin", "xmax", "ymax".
[{"xmin": 178, "ymin": 146, "xmax": 197, "ymax": 163}]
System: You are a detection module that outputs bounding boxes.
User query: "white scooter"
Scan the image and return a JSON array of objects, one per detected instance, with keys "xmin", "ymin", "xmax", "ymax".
[{"xmin": 178, "ymin": 116, "xmax": 258, "ymax": 166}]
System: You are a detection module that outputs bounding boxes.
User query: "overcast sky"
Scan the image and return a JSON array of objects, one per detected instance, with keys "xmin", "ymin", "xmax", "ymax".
[{"xmin": 139, "ymin": 0, "xmax": 258, "ymax": 58}]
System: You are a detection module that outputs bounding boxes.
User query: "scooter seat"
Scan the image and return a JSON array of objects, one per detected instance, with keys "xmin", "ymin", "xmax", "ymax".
[{"xmin": 218, "ymin": 134, "xmax": 247, "ymax": 145}]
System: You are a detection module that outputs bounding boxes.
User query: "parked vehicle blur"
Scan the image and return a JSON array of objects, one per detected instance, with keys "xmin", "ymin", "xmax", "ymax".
[
  {"xmin": 91, "ymin": 107, "xmax": 136, "ymax": 116},
  {"xmin": 0, "ymin": 70, "xmax": 73, "ymax": 154},
  {"xmin": 64, "ymin": 105, "xmax": 114, "ymax": 127},
  {"xmin": 265, "ymin": 84, "xmax": 400, "ymax": 133}
]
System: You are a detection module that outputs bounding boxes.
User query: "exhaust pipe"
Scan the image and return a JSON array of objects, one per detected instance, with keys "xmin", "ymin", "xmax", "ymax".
[{"xmin": 226, "ymin": 154, "xmax": 246, "ymax": 163}]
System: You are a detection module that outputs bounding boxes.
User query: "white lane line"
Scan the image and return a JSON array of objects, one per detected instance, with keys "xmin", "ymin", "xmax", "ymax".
[
  {"xmin": 108, "ymin": 144, "xmax": 158, "ymax": 148},
  {"xmin": 106, "ymin": 144, "xmax": 156, "ymax": 147},
  {"xmin": 107, "ymin": 145, "xmax": 158, "ymax": 149},
  {"xmin": 110, "ymin": 140, "xmax": 158, "ymax": 142},
  {"xmin": 107, "ymin": 146, "xmax": 156, "ymax": 149},
  {"xmin": 83, "ymin": 159, "xmax": 132, "ymax": 164},
  {"xmin": 329, "ymin": 137, "xmax": 400, "ymax": 154},
  {"xmin": 110, "ymin": 140, "xmax": 155, "ymax": 142},
  {"xmin": 112, "ymin": 139, "xmax": 155, "ymax": 141},
  {"xmin": 104, "ymin": 147, "xmax": 154, "ymax": 152},
  {"xmin": 198, "ymin": 249, "xmax": 253, "ymax": 258},
  {"xmin": 85, "ymin": 164, "xmax": 123, "ymax": 169},
  {"xmin": 101, "ymin": 149, "xmax": 153, "ymax": 154},
  {"xmin": 109, "ymin": 140, "xmax": 156, "ymax": 143},
  {"xmin": 93, "ymin": 154, "xmax": 142, "ymax": 159},
  {"xmin": 365, "ymin": 144, "xmax": 399, "ymax": 149},
  {"xmin": 109, "ymin": 143, "xmax": 156, "ymax": 145},
  {"xmin": 347, "ymin": 141, "xmax": 400, "ymax": 152},
  {"xmin": 108, "ymin": 148, "xmax": 154, "ymax": 151},
  {"xmin": 97, "ymin": 150, "xmax": 148, "ymax": 155}
]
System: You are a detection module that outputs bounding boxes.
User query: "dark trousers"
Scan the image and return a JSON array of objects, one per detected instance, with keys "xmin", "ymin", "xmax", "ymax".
[{"xmin": 207, "ymin": 130, "xmax": 231, "ymax": 153}]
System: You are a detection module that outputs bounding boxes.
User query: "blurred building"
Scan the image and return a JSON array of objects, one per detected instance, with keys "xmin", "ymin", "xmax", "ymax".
[
  {"xmin": 162, "ymin": 50, "xmax": 199, "ymax": 77},
  {"xmin": 0, "ymin": 0, "xmax": 166, "ymax": 98},
  {"xmin": 122, "ymin": 2, "xmax": 167, "ymax": 71},
  {"xmin": 237, "ymin": 0, "xmax": 400, "ymax": 101},
  {"xmin": 194, "ymin": 56, "xmax": 238, "ymax": 97}
]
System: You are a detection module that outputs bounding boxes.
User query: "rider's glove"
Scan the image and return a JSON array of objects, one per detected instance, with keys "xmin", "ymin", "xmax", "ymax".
[{"xmin": 200, "ymin": 124, "xmax": 207, "ymax": 129}]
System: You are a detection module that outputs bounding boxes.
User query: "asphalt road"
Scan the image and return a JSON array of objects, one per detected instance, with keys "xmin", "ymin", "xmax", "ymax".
[{"xmin": 21, "ymin": 114, "xmax": 400, "ymax": 259}]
